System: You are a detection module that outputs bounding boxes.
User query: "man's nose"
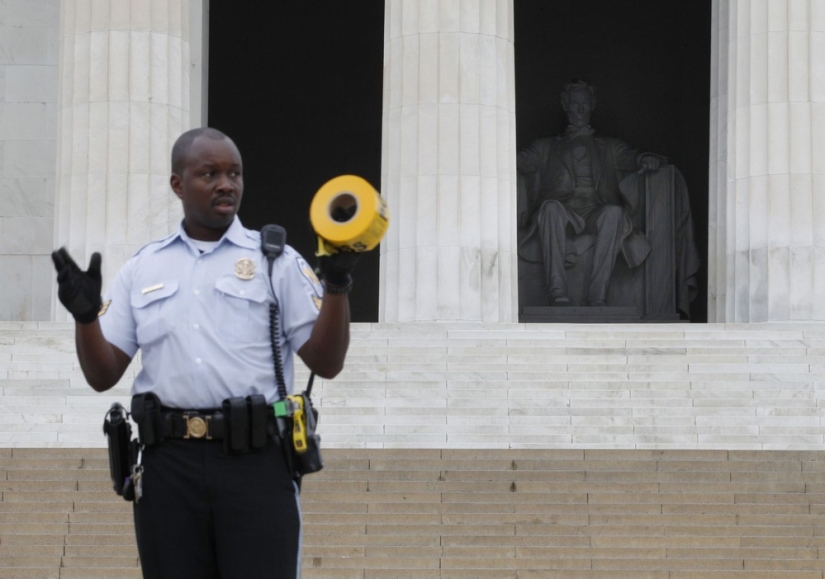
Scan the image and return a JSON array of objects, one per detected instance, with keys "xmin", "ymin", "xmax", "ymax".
[{"xmin": 216, "ymin": 174, "xmax": 235, "ymax": 191}]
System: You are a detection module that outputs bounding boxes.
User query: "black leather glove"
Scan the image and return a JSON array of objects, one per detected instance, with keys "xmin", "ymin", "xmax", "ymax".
[
  {"xmin": 316, "ymin": 250, "xmax": 360, "ymax": 293},
  {"xmin": 51, "ymin": 247, "xmax": 103, "ymax": 324}
]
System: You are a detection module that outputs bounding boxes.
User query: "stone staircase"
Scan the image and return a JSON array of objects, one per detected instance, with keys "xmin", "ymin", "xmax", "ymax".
[
  {"xmin": 0, "ymin": 448, "xmax": 134, "ymax": 578},
  {"xmin": 1, "ymin": 321, "xmax": 824, "ymax": 576},
  {"xmin": 0, "ymin": 447, "xmax": 823, "ymax": 578},
  {"xmin": 2, "ymin": 321, "xmax": 825, "ymax": 450}
]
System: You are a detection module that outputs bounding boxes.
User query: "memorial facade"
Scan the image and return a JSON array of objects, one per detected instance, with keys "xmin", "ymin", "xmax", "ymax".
[
  {"xmin": 0, "ymin": 0, "xmax": 822, "ymax": 448},
  {"xmin": 1, "ymin": 6, "xmax": 823, "ymax": 576},
  {"xmin": 1, "ymin": 0, "xmax": 823, "ymax": 325}
]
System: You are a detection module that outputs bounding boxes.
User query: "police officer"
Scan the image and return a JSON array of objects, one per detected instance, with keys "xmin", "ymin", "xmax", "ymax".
[{"xmin": 52, "ymin": 127, "xmax": 356, "ymax": 578}]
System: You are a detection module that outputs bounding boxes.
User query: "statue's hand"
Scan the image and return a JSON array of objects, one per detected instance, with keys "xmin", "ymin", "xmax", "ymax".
[{"xmin": 639, "ymin": 155, "xmax": 661, "ymax": 173}]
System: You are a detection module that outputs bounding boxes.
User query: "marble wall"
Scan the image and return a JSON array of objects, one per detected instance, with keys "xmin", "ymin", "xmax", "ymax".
[
  {"xmin": 379, "ymin": 0, "xmax": 519, "ymax": 323},
  {"xmin": 4, "ymin": 1, "xmax": 825, "ymax": 325},
  {"xmin": 52, "ymin": 0, "xmax": 196, "ymax": 321},
  {"xmin": 0, "ymin": 0, "xmax": 202, "ymax": 323},
  {"xmin": 0, "ymin": 0, "xmax": 60, "ymax": 321},
  {"xmin": 709, "ymin": 0, "xmax": 825, "ymax": 322}
]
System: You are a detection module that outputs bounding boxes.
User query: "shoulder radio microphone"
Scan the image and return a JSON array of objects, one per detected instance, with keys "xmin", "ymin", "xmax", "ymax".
[{"xmin": 260, "ymin": 224, "xmax": 286, "ymax": 264}]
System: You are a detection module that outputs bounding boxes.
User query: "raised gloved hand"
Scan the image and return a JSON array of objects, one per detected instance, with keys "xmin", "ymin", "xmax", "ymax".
[
  {"xmin": 315, "ymin": 243, "xmax": 360, "ymax": 294},
  {"xmin": 51, "ymin": 247, "xmax": 102, "ymax": 324}
]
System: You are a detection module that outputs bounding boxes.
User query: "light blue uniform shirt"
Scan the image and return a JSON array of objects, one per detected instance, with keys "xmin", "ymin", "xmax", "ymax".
[{"xmin": 99, "ymin": 217, "xmax": 323, "ymax": 409}]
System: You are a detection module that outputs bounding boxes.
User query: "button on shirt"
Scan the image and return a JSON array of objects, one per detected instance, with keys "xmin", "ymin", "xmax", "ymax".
[{"xmin": 99, "ymin": 217, "xmax": 323, "ymax": 409}]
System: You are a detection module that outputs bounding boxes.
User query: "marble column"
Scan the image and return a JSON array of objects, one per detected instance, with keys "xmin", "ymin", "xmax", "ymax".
[
  {"xmin": 379, "ymin": 0, "xmax": 518, "ymax": 322},
  {"xmin": 53, "ymin": 0, "xmax": 196, "ymax": 319},
  {"xmin": 709, "ymin": 0, "xmax": 825, "ymax": 321}
]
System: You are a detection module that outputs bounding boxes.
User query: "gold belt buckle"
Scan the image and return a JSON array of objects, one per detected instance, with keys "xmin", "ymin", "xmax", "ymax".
[{"xmin": 183, "ymin": 414, "xmax": 211, "ymax": 440}]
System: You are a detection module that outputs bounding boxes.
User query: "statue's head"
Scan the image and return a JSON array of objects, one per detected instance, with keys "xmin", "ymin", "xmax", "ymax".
[{"xmin": 560, "ymin": 80, "xmax": 596, "ymax": 128}]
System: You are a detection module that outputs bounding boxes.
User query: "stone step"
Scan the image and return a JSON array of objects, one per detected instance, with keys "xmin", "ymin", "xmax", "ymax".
[
  {"xmin": 0, "ymin": 449, "xmax": 822, "ymax": 577},
  {"xmin": 3, "ymin": 322, "xmax": 825, "ymax": 449}
]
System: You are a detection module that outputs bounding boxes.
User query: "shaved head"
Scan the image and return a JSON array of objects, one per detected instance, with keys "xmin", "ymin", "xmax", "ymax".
[{"xmin": 171, "ymin": 127, "xmax": 232, "ymax": 175}]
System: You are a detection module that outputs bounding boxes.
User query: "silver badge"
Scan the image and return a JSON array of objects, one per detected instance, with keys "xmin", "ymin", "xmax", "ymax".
[{"xmin": 235, "ymin": 258, "xmax": 255, "ymax": 280}]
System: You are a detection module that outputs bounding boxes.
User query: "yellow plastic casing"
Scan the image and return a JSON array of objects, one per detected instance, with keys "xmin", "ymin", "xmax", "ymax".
[
  {"xmin": 310, "ymin": 175, "xmax": 389, "ymax": 256},
  {"xmin": 286, "ymin": 395, "xmax": 308, "ymax": 454}
]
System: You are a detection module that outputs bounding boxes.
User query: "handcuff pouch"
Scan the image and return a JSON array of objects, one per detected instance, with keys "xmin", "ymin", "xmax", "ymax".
[
  {"xmin": 247, "ymin": 394, "xmax": 268, "ymax": 450},
  {"xmin": 222, "ymin": 396, "xmax": 249, "ymax": 453}
]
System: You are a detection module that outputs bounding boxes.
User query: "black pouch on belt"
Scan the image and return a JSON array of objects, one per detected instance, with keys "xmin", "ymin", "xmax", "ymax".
[
  {"xmin": 222, "ymin": 396, "xmax": 249, "ymax": 453},
  {"xmin": 102, "ymin": 402, "xmax": 133, "ymax": 496},
  {"xmin": 130, "ymin": 392, "xmax": 163, "ymax": 446},
  {"xmin": 247, "ymin": 394, "xmax": 268, "ymax": 450}
]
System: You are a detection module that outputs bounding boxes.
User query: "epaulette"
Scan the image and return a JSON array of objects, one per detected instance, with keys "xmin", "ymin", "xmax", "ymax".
[{"xmin": 133, "ymin": 230, "xmax": 178, "ymax": 257}]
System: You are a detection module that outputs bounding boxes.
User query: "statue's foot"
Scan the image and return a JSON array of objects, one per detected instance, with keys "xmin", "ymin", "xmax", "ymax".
[{"xmin": 549, "ymin": 291, "xmax": 570, "ymax": 307}]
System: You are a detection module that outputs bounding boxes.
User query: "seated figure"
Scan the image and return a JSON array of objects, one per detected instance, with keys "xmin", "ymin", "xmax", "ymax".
[{"xmin": 517, "ymin": 80, "xmax": 699, "ymax": 317}]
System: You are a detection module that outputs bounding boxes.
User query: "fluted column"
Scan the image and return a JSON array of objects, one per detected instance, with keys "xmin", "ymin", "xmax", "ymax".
[
  {"xmin": 53, "ymin": 0, "xmax": 194, "ymax": 319},
  {"xmin": 379, "ymin": 0, "xmax": 518, "ymax": 322},
  {"xmin": 709, "ymin": 0, "xmax": 825, "ymax": 321}
]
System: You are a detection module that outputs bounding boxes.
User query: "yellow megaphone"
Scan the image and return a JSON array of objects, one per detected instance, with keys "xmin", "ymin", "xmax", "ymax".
[{"xmin": 309, "ymin": 175, "xmax": 390, "ymax": 256}]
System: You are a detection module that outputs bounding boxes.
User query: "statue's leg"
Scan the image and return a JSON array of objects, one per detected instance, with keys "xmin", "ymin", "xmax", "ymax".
[
  {"xmin": 535, "ymin": 200, "xmax": 570, "ymax": 305},
  {"xmin": 586, "ymin": 205, "xmax": 624, "ymax": 306}
]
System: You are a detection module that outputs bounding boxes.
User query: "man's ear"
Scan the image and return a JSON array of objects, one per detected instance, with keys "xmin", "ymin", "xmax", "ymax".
[{"xmin": 170, "ymin": 174, "xmax": 183, "ymax": 199}]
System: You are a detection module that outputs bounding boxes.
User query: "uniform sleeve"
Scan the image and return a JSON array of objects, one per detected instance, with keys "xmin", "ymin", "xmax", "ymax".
[
  {"xmin": 98, "ymin": 258, "xmax": 139, "ymax": 358},
  {"xmin": 276, "ymin": 248, "xmax": 323, "ymax": 354}
]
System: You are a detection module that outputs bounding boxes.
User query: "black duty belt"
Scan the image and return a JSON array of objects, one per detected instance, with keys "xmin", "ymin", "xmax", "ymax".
[
  {"xmin": 161, "ymin": 406, "xmax": 277, "ymax": 446},
  {"xmin": 135, "ymin": 394, "xmax": 275, "ymax": 453}
]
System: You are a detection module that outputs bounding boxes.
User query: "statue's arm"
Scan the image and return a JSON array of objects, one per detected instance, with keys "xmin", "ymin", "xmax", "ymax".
[
  {"xmin": 636, "ymin": 152, "xmax": 667, "ymax": 173},
  {"xmin": 609, "ymin": 139, "xmax": 643, "ymax": 171},
  {"xmin": 516, "ymin": 142, "xmax": 544, "ymax": 174},
  {"xmin": 516, "ymin": 142, "xmax": 546, "ymax": 227},
  {"xmin": 611, "ymin": 138, "xmax": 667, "ymax": 173}
]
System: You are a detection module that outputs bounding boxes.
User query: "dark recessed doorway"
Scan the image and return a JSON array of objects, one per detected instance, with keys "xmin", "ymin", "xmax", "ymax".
[
  {"xmin": 515, "ymin": 0, "xmax": 711, "ymax": 322},
  {"xmin": 208, "ymin": 2, "xmax": 385, "ymax": 322}
]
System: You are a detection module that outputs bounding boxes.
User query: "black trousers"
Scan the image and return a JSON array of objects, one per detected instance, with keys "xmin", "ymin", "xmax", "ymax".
[{"xmin": 133, "ymin": 437, "xmax": 301, "ymax": 579}]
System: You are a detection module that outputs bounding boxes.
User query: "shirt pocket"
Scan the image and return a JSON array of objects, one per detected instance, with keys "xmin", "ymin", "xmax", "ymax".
[
  {"xmin": 130, "ymin": 281, "xmax": 179, "ymax": 347},
  {"xmin": 214, "ymin": 275, "xmax": 271, "ymax": 343}
]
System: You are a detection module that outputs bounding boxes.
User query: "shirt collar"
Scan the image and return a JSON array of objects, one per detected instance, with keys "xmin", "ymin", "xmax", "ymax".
[
  {"xmin": 220, "ymin": 216, "xmax": 258, "ymax": 249},
  {"xmin": 166, "ymin": 216, "xmax": 258, "ymax": 253}
]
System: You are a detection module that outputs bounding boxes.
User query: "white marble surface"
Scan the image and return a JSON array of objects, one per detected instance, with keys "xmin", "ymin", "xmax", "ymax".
[
  {"xmin": 0, "ymin": 1, "xmax": 59, "ymax": 322},
  {"xmin": 710, "ymin": 0, "xmax": 825, "ymax": 322},
  {"xmin": 380, "ymin": 0, "xmax": 518, "ymax": 323},
  {"xmin": 4, "ymin": 322, "xmax": 820, "ymax": 449},
  {"xmin": 0, "ymin": 0, "xmax": 820, "ymax": 332},
  {"xmin": 49, "ymin": 0, "xmax": 196, "ymax": 321}
]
